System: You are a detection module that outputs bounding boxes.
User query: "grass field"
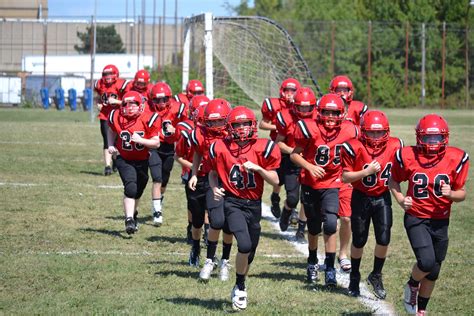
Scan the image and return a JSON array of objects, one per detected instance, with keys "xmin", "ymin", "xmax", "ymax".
[{"xmin": 0, "ymin": 107, "xmax": 472, "ymax": 314}]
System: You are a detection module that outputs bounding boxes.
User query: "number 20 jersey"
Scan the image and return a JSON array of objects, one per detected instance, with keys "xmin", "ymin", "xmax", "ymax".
[
  {"xmin": 391, "ymin": 146, "xmax": 469, "ymax": 219},
  {"xmin": 341, "ymin": 137, "xmax": 403, "ymax": 196},
  {"xmin": 294, "ymin": 119, "xmax": 358, "ymax": 189},
  {"xmin": 208, "ymin": 138, "xmax": 281, "ymax": 200},
  {"xmin": 108, "ymin": 109, "xmax": 161, "ymax": 161}
]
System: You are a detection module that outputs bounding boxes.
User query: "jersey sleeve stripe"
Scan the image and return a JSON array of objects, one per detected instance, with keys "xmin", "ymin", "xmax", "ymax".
[
  {"xmin": 395, "ymin": 149, "xmax": 404, "ymax": 168},
  {"xmin": 120, "ymin": 80, "xmax": 130, "ymax": 91},
  {"xmin": 297, "ymin": 120, "xmax": 311, "ymax": 139},
  {"xmin": 456, "ymin": 152, "xmax": 469, "ymax": 173},
  {"xmin": 263, "ymin": 140, "xmax": 276, "ymax": 159},
  {"xmin": 174, "ymin": 95, "xmax": 180, "ymax": 102},
  {"xmin": 354, "ymin": 125, "xmax": 359, "ymax": 138},
  {"xmin": 342, "ymin": 142, "xmax": 355, "ymax": 157},
  {"xmin": 276, "ymin": 112, "xmax": 286, "ymax": 128},
  {"xmin": 209, "ymin": 142, "xmax": 216, "ymax": 159},
  {"xmin": 148, "ymin": 113, "xmax": 159, "ymax": 128},
  {"xmin": 177, "ymin": 103, "xmax": 186, "ymax": 119},
  {"xmin": 178, "ymin": 121, "xmax": 192, "ymax": 130},
  {"xmin": 399, "ymin": 138, "xmax": 404, "ymax": 148},
  {"xmin": 109, "ymin": 109, "xmax": 116, "ymax": 125},
  {"xmin": 265, "ymin": 98, "xmax": 273, "ymax": 112},
  {"xmin": 181, "ymin": 130, "xmax": 191, "ymax": 147},
  {"xmin": 94, "ymin": 80, "xmax": 99, "ymax": 89},
  {"xmin": 360, "ymin": 104, "xmax": 368, "ymax": 116},
  {"xmin": 191, "ymin": 129, "xmax": 199, "ymax": 146}
]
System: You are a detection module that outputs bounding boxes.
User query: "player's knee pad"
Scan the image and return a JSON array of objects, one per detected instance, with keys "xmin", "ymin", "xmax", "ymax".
[
  {"xmin": 307, "ymin": 218, "xmax": 322, "ymax": 236},
  {"xmin": 135, "ymin": 185, "xmax": 146, "ymax": 199},
  {"xmin": 124, "ymin": 182, "xmax": 138, "ymax": 199},
  {"xmin": 425, "ymin": 262, "xmax": 442, "ymax": 281},
  {"xmin": 416, "ymin": 254, "xmax": 436, "ymax": 273},
  {"xmin": 286, "ymin": 194, "xmax": 299, "ymax": 209},
  {"xmin": 209, "ymin": 209, "xmax": 225, "ymax": 230},
  {"xmin": 375, "ymin": 225, "xmax": 391, "ymax": 246},
  {"xmin": 237, "ymin": 241, "xmax": 252, "ymax": 255},
  {"xmin": 323, "ymin": 212, "xmax": 338, "ymax": 235},
  {"xmin": 352, "ymin": 234, "xmax": 369, "ymax": 249}
]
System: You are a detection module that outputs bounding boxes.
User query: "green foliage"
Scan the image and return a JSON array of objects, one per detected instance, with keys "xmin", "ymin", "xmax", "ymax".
[{"xmin": 75, "ymin": 25, "xmax": 126, "ymax": 54}]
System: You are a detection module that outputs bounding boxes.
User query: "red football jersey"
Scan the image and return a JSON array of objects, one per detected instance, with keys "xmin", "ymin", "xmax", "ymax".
[
  {"xmin": 152, "ymin": 99, "xmax": 187, "ymax": 144},
  {"xmin": 175, "ymin": 93, "xmax": 190, "ymax": 107},
  {"xmin": 276, "ymin": 109, "xmax": 317, "ymax": 148},
  {"xmin": 108, "ymin": 109, "xmax": 161, "ymax": 161},
  {"xmin": 391, "ymin": 146, "xmax": 469, "ymax": 219},
  {"xmin": 191, "ymin": 127, "xmax": 226, "ymax": 177},
  {"xmin": 261, "ymin": 97, "xmax": 290, "ymax": 140},
  {"xmin": 120, "ymin": 80, "xmax": 153, "ymax": 100},
  {"xmin": 345, "ymin": 100, "xmax": 368, "ymax": 126},
  {"xmin": 94, "ymin": 78, "xmax": 128, "ymax": 120},
  {"xmin": 341, "ymin": 137, "xmax": 403, "ymax": 196},
  {"xmin": 294, "ymin": 119, "xmax": 358, "ymax": 189},
  {"xmin": 175, "ymin": 119, "xmax": 195, "ymax": 178},
  {"xmin": 209, "ymin": 138, "xmax": 281, "ymax": 200}
]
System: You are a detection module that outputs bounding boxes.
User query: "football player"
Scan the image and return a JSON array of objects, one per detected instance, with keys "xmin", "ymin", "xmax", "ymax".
[
  {"xmin": 275, "ymin": 87, "xmax": 316, "ymax": 242},
  {"xmin": 175, "ymin": 79, "xmax": 205, "ymax": 107},
  {"xmin": 107, "ymin": 91, "xmax": 161, "ymax": 234},
  {"xmin": 389, "ymin": 114, "xmax": 469, "ymax": 315},
  {"xmin": 120, "ymin": 69, "xmax": 153, "ymax": 100},
  {"xmin": 208, "ymin": 106, "xmax": 280, "ymax": 310},
  {"xmin": 188, "ymin": 99, "xmax": 234, "ymax": 281},
  {"xmin": 94, "ymin": 64, "xmax": 127, "ymax": 176},
  {"xmin": 340, "ymin": 110, "xmax": 403, "ymax": 298},
  {"xmin": 290, "ymin": 93, "xmax": 358, "ymax": 286},
  {"xmin": 260, "ymin": 78, "xmax": 301, "ymax": 219},
  {"xmin": 329, "ymin": 75, "xmax": 368, "ymax": 126},
  {"xmin": 148, "ymin": 82, "xmax": 187, "ymax": 226}
]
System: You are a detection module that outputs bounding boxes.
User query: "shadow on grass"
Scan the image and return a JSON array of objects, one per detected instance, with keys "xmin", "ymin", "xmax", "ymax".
[
  {"xmin": 341, "ymin": 312, "xmax": 372, "ymax": 316},
  {"xmin": 164, "ymin": 297, "xmax": 228, "ymax": 311},
  {"xmin": 251, "ymin": 271, "xmax": 303, "ymax": 281},
  {"xmin": 154, "ymin": 269, "xmax": 199, "ymax": 279},
  {"xmin": 308, "ymin": 283, "xmax": 351, "ymax": 297},
  {"xmin": 105, "ymin": 215, "xmax": 153, "ymax": 224},
  {"xmin": 270, "ymin": 260, "xmax": 306, "ymax": 269},
  {"xmin": 79, "ymin": 227, "xmax": 131, "ymax": 239},
  {"xmin": 259, "ymin": 231, "xmax": 290, "ymax": 241},
  {"xmin": 79, "ymin": 170, "xmax": 104, "ymax": 176},
  {"xmin": 147, "ymin": 235, "xmax": 186, "ymax": 244}
]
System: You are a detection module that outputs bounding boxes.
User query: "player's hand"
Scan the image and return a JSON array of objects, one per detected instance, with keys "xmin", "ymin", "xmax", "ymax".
[
  {"xmin": 308, "ymin": 164, "xmax": 325, "ymax": 179},
  {"xmin": 365, "ymin": 160, "xmax": 381, "ymax": 175},
  {"xmin": 108, "ymin": 146, "xmax": 118, "ymax": 155},
  {"xmin": 108, "ymin": 96, "xmax": 117, "ymax": 104},
  {"xmin": 441, "ymin": 183, "xmax": 452, "ymax": 198},
  {"xmin": 213, "ymin": 187, "xmax": 225, "ymax": 200},
  {"xmin": 131, "ymin": 132, "xmax": 143, "ymax": 143},
  {"xmin": 166, "ymin": 124, "xmax": 176, "ymax": 135},
  {"xmin": 97, "ymin": 103, "xmax": 103, "ymax": 111},
  {"xmin": 243, "ymin": 161, "xmax": 261, "ymax": 173},
  {"xmin": 400, "ymin": 196, "xmax": 413, "ymax": 210},
  {"xmin": 188, "ymin": 175, "xmax": 197, "ymax": 191}
]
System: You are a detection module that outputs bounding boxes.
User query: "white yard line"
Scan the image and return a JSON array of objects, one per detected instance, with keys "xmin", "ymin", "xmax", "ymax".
[
  {"xmin": 0, "ymin": 181, "xmax": 180, "ymax": 190},
  {"xmin": 261, "ymin": 203, "xmax": 396, "ymax": 315}
]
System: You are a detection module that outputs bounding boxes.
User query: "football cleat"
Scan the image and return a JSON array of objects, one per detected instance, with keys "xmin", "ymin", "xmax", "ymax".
[
  {"xmin": 231, "ymin": 285, "xmax": 248, "ymax": 311},
  {"xmin": 404, "ymin": 282, "xmax": 419, "ymax": 314},
  {"xmin": 325, "ymin": 267, "xmax": 337, "ymax": 287},
  {"xmin": 188, "ymin": 249, "xmax": 200, "ymax": 267},
  {"xmin": 367, "ymin": 272, "xmax": 386, "ymax": 299},
  {"xmin": 104, "ymin": 166, "xmax": 112, "ymax": 176},
  {"xmin": 289, "ymin": 209, "xmax": 299, "ymax": 226},
  {"xmin": 153, "ymin": 211, "xmax": 163, "ymax": 226},
  {"xmin": 348, "ymin": 272, "xmax": 360, "ymax": 297},
  {"xmin": 306, "ymin": 264, "xmax": 318, "ymax": 283},
  {"xmin": 295, "ymin": 230, "xmax": 307, "ymax": 243},
  {"xmin": 133, "ymin": 210, "xmax": 139, "ymax": 232},
  {"xmin": 125, "ymin": 217, "xmax": 136, "ymax": 235},
  {"xmin": 219, "ymin": 259, "xmax": 230, "ymax": 281},
  {"xmin": 199, "ymin": 258, "xmax": 215, "ymax": 281},
  {"xmin": 279, "ymin": 208, "xmax": 291, "ymax": 232}
]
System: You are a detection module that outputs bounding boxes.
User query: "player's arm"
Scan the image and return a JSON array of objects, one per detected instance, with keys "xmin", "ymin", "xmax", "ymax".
[
  {"xmin": 174, "ymin": 153, "xmax": 193, "ymax": 169},
  {"xmin": 342, "ymin": 160, "xmax": 380, "ymax": 183},
  {"xmin": 188, "ymin": 152, "xmax": 203, "ymax": 190},
  {"xmin": 259, "ymin": 118, "xmax": 276, "ymax": 131},
  {"xmin": 242, "ymin": 161, "xmax": 279, "ymax": 187},
  {"xmin": 441, "ymin": 184, "xmax": 466, "ymax": 202},
  {"xmin": 388, "ymin": 177, "xmax": 412, "ymax": 210},
  {"xmin": 290, "ymin": 146, "xmax": 325, "ymax": 178},
  {"xmin": 275, "ymin": 134, "xmax": 294, "ymax": 154},
  {"xmin": 107, "ymin": 126, "xmax": 118, "ymax": 154},
  {"xmin": 131, "ymin": 133, "xmax": 160, "ymax": 149},
  {"xmin": 209, "ymin": 169, "xmax": 225, "ymax": 199}
]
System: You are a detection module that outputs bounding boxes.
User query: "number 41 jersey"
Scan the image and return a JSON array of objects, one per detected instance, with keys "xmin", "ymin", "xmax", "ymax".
[
  {"xmin": 108, "ymin": 109, "xmax": 161, "ymax": 161},
  {"xmin": 391, "ymin": 146, "xmax": 469, "ymax": 219},
  {"xmin": 208, "ymin": 138, "xmax": 281, "ymax": 200}
]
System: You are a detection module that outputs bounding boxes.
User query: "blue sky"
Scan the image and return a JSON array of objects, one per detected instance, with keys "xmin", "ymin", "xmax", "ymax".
[{"xmin": 48, "ymin": 0, "xmax": 249, "ymax": 19}]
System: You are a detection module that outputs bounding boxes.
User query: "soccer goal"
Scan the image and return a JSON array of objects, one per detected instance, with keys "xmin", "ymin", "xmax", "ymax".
[{"xmin": 182, "ymin": 13, "xmax": 322, "ymax": 107}]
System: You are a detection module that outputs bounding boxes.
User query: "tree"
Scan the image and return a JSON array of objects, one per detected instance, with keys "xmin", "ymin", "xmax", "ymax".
[{"xmin": 74, "ymin": 25, "xmax": 125, "ymax": 54}]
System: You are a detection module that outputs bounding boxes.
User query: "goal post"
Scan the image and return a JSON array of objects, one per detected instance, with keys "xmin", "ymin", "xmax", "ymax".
[{"xmin": 182, "ymin": 13, "xmax": 322, "ymax": 107}]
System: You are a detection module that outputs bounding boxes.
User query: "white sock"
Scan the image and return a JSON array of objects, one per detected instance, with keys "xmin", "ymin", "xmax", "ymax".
[{"xmin": 152, "ymin": 199, "xmax": 162, "ymax": 214}]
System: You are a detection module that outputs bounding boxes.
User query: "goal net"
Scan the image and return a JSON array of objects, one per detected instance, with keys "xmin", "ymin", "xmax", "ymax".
[{"xmin": 182, "ymin": 13, "xmax": 322, "ymax": 108}]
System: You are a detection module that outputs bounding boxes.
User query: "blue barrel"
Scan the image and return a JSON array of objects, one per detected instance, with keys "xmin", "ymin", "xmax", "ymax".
[
  {"xmin": 83, "ymin": 88, "xmax": 93, "ymax": 111},
  {"xmin": 54, "ymin": 88, "xmax": 65, "ymax": 110},
  {"xmin": 40, "ymin": 87, "xmax": 49, "ymax": 109},
  {"xmin": 68, "ymin": 88, "xmax": 77, "ymax": 111}
]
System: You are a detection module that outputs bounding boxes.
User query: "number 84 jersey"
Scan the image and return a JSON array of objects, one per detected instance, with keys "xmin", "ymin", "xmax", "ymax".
[
  {"xmin": 208, "ymin": 138, "xmax": 281, "ymax": 200},
  {"xmin": 391, "ymin": 146, "xmax": 469, "ymax": 219}
]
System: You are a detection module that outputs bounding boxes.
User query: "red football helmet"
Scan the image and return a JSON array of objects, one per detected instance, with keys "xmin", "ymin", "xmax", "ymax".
[
  {"xmin": 416, "ymin": 114, "xmax": 449, "ymax": 156},
  {"xmin": 150, "ymin": 82, "xmax": 172, "ymax": 111},
  {"xmin": 193, "ymin": 105, "xmax": 207, "ymax": 127},
  {"xmin": 186, "ymin": 80, "xmax": 205, "ymax": 99},
  {"xmin": 360, "ymin": 110, "xmax": 390, "ymax": 149},
  {"xmin": 317, "ymin": 93, "xmax": 346, "ymax": 129},
  {"xmin": 120, "ymin": 91, "xmax": 144, "ymax": 119},
  {"xmin": 329, "ymin": 75, "xmax": 354, "ymax": 102},
  {"xmin": 102, "ymin": 64, "xmax": 119, "ymax": 85},
  {"xmin": 279, "ymin": 78, "xmax": 301, "ymax": 103},
  {"xmin": 227, "ymin": 106, "xmax": 258, "ymax": 141},
  {"xmin": 293, "ymin": 87, "xmax": 316, "ymax": 118},
  {"xmin": 133, "ymin": 69, "xmax": 150, "ymax": 92},
  {"xmin": 204, "ymin": 98, "xmax": 231, "ymax": 133},
  {"xmin": 189, "ymin": 95, "xmax": 210, "ymax": 116}
]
